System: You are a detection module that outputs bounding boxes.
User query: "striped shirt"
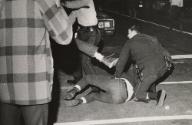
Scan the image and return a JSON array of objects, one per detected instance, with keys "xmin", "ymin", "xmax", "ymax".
[{"xmin": 0, "ymin": 0, "xmax": 75, "ymax": 105}]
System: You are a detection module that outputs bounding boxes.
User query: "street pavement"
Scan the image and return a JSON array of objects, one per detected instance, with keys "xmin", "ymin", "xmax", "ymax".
[{"xmin": 53, "ymin": 12, "xmax": 192, "ymax": 125}]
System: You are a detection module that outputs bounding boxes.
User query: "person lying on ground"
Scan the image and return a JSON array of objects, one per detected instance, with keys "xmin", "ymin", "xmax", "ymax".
[{"xmin": 63, "ymin": 23, "xmax": 173, "ymax": 107}]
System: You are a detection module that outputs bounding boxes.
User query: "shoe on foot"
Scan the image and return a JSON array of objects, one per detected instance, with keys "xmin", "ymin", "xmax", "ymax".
[
  {"xmin": 157, "ymin": 89, "xmax": 167, "ymax": 106},
  {"xmin": 64, "ymin": 99, "xmax": 83, "ymax": 107},
  {"xmin": 63, "ymin": 87, "xmax": 79, "ymax": 100}
]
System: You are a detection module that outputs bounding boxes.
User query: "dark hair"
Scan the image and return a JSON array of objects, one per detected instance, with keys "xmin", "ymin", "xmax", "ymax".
[{"xmin": 127, "ymin": 21, "xmax": 142, "ymax": 32}]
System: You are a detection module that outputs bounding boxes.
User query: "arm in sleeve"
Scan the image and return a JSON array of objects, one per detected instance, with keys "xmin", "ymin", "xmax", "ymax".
[
  {"xmin": 115, "ymin": 41, "xmax": 131, "ymax": 77},
  {"xmin": 36, "ymin": 0, "xmax": 76, "ymax": 45},
  {"xmin": 162, "ymin": 46, "xmax": 171, "ymax": 58},
  {"xmin": 75, "ymin": 38, "xmax": 115, "ymax": 68},
  {"xmin": 152, "ymin": 36, "xmax": 172, "ymax": 60},
  {"xmin": 158, "ymin": 41, "xmax": 171, "ymax": 58},
  {"xmin": 75, "ymin": 38, "xmax": 98, "ymax": 57},
  {"xmin": 63, "ymin": 0, "xmax": 89, "ymax": 9}
]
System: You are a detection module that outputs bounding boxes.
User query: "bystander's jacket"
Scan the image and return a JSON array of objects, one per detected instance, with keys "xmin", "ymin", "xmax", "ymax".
[{"xmin": 0, "ymin": 0, "xmax": 98, "ymax": 105}]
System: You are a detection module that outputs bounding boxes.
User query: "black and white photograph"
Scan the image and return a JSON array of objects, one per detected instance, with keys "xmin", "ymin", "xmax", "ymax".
[{"xmin": 0, "ymin": 0, "xmax": 192, "ymax": 125}]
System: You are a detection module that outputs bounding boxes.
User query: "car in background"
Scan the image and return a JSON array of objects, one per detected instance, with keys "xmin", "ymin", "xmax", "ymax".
[{"xmin": 97, "ymin": 9, "xmax": 115, "ymax": 36}]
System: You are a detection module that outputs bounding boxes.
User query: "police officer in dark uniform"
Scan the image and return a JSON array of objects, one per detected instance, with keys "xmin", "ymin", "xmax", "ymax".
[{"xmin": 115, "ymin": 23, "xmax": 173, "ymax": 105}]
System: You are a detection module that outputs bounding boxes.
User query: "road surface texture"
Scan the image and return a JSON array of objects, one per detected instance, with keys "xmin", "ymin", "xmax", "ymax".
[{"xmin": 52, "ymin": 11, "xmax": 192, "ymax": 125}]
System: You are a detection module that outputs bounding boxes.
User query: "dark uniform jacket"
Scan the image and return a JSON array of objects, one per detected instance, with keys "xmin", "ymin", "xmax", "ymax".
[{"xmin": 115, "ymin": 33, "xmax": 172, "ymax": 85}]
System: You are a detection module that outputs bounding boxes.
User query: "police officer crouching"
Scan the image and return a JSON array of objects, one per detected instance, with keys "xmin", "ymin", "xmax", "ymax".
[{"xmin": 115, "ymin": 23, "xmax": 174, "ymax": 106}]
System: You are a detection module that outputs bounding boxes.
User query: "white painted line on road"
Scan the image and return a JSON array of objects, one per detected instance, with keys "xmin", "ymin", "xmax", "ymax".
[
  {"xmin": 171, "ymin": 54, "xmax": 192, "ymax": 59},
  {"xmin": 61, "ymin": 81, "xmax": 192, "ymax": 90},
  {"xmin": 104, "ymin": 10, "xmax": 192, "ymax": 36},
  {"xmin": 173, "ymin": 61, "xmax": 192, "ymax": 64},
  {"xmin": 54, "ymin": 115, "xmax": 192, "ymax": 125},
  {"xmin": 161, "ymin": 81, "xmax": 192, "ymax": 85}
]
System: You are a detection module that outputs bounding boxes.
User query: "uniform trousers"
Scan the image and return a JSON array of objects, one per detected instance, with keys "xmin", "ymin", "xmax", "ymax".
[{"xmin": 134, "ymin": 65, "xmax": 169, "ymax": 100}]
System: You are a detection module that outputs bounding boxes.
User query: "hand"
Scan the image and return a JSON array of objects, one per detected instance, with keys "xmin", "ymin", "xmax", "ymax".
[
  {"xmin": 105, "ymin": 53, "xmax": 115, "ymax": 59},
  {"xmin": 56, "ymin": 0, "xmax": 62, "ymax": 7},
  {"xmin": 101, "ymin": 57, "xmax": 119, "ymax": 68}
]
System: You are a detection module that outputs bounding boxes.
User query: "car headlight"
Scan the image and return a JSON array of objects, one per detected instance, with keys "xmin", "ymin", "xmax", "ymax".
[
  {"xmin": 98, "ymin": 19, "xmax": 115, "ymax": 30},
  {"xmin": 98, "ymin": 22, "xmax": 104, "ymax": 28},
  {"xmin": 104, "ymin": 21, "xmax": 110, "ymax": 28}
]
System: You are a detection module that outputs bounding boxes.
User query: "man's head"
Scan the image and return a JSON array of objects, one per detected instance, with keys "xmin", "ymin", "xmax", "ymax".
[{"xmin": 127, "ymin": 24, "xmax": 141, "ymax": 39}]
